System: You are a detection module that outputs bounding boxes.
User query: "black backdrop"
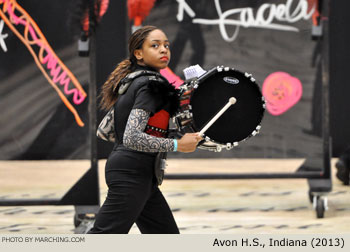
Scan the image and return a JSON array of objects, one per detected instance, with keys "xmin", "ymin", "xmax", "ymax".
[
  {"xmin": 0, "ymin": 0, "xmax": 349, "ymax": 160},
  {"xmin": 329, "ymin": 0, "xmax": 350, "ymax": 156}
]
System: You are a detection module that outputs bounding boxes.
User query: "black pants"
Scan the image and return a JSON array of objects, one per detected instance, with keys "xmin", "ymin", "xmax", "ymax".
[{"xmin": 88, "ymin": 149, "xmax": 179, "ymax": 234}]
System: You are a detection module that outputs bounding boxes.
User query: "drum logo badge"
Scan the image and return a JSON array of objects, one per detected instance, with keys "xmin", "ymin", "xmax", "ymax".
[{"xmin": 223, "ymin": 77, "xmax": 239, "ymax": 85}]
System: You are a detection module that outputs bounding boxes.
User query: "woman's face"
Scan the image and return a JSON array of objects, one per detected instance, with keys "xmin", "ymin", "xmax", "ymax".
[{"xmin": 134, "ymin": 29, "xmax": 170, "ymax": 70}]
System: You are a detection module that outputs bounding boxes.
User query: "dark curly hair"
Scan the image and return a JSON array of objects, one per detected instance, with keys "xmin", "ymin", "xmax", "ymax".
[{"xmin": 99, "ymin": 25, "xmax": 159, "ymax": 110}]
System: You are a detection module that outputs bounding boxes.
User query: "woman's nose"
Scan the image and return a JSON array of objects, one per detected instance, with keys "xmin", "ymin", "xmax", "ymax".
[{"xmin": 160, "ymin": 45, "xmax": 168, "ymax": 53}]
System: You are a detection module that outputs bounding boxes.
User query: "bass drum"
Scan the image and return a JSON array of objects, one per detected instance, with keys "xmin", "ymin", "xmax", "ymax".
[{"xmin": 174, "ymin": 66, "xmax": 265, "ymax": 152}]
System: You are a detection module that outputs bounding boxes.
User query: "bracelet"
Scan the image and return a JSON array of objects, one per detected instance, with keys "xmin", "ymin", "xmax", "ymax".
[{"xmin": 173, "ymin": 139, "xmax": 178, "ymax": 152}]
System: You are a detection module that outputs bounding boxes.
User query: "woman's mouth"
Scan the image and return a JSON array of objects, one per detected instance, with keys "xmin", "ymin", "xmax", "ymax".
[{"xmin": 160, "ymin": 56, "xmax": 169, "ymax": 61}]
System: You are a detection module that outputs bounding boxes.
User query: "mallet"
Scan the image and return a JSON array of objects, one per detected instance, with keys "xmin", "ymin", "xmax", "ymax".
[{"xmin": 199, "ymin": 97, "xmax": 237, "ymax": 137}]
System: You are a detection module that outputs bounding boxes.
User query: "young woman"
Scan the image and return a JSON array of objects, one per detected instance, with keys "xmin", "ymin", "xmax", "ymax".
[{"xmin": 88, "ymin": 26, "xmax": 202, "ymax": 234}]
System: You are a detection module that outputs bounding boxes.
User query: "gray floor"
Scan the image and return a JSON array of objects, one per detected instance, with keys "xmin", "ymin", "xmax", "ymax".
[{"xmin": 0, "ymin": 159, "xmax": 349, "ymax": 234}]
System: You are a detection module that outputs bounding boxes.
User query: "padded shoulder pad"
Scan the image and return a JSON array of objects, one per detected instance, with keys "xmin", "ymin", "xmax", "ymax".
[{"xmin": 117, "ymin": 70, "xmax": 168, "ymax": 95}]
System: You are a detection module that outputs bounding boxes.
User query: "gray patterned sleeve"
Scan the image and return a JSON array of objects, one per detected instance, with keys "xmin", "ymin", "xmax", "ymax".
[{"xmin": 123, "ymin": 109, "xmax": 175, "ymax": 152}]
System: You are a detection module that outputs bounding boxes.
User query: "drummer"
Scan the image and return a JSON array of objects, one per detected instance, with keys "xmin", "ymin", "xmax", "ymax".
[{"xmin": 88, "ymin": 25, "xmax": 202, "ymax": 234}]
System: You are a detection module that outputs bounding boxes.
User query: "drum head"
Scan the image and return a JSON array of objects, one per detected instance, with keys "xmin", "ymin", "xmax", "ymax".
[{"xmin": 190, "ymin": 68, "xmax": 264, "ymax": 144}]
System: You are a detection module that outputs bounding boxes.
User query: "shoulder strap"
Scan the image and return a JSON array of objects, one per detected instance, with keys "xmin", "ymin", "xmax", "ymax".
[{"xmin": 117, "ymin": 70, "xmax": 168, "ymax": 95}]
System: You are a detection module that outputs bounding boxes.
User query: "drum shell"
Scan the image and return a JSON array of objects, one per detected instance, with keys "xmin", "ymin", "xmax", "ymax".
[{"xmin": 174, "ymin": 67, "xmax": 265, "ymax": 150}]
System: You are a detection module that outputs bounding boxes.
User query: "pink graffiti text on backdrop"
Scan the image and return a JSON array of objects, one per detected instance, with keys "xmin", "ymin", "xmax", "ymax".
[
  {"xmin": 40, "ymin": 53, "xmax": 85, "ymax": 104},
  {"xmin": 262, "ymin": 72, "xmax": 302, "ymax": 116},
  {"xmin": 4, "ymin": 0, "xmax": 85, "ymax": 105}
]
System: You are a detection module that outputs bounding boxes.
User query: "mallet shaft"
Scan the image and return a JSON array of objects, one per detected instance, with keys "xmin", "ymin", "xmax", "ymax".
[{"xmin": 199, "ymin": 97, "xmax": 236, "ymax": 136}]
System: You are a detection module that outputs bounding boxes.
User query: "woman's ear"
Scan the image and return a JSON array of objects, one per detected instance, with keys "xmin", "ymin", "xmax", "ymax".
[{"xmin": 134, "ymin": 49, "xmax": 143, "ymax": 61}]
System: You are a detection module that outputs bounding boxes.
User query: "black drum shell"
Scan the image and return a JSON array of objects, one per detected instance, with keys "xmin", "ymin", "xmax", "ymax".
[{"xmin": 188, "ymin": 68, "xmax": 265, "ymax": 145}]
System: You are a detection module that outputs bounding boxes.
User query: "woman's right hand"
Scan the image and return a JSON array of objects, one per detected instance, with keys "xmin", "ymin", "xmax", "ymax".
[{"xmin": 176, "ymin": 133, "xmax": 203, "ymax": 153}]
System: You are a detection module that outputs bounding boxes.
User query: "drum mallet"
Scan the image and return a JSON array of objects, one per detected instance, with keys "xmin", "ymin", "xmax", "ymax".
[{"xmin": 199, "ymin": 97, "xmax": 237, "ymax": 137}]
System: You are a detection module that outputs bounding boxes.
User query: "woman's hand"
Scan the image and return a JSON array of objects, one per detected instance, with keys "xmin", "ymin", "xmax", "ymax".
[{"xmin": 177, "ymin": 133, "xmax": 203, "ymax": 153}]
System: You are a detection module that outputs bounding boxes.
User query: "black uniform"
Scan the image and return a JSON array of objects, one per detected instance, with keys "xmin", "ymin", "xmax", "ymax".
[{"xmin": 89, "ymin": 65, "xmax": 179, "ymax": 234}]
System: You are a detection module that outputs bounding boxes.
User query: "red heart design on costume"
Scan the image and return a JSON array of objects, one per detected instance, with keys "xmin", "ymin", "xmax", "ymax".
[{"xmin": 262, "ymin": 72, "xmax": 303, "ymax": 116}]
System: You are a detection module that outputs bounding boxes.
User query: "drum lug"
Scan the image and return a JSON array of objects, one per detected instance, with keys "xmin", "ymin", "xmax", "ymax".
[
  {"xmin": 245, "ymin": 72, "xmax": 252, "ymax": 78},
  {"xmin": 178, "ymin": 110, "xmax": 191, "ymax": 119},
  {"xmin": 261, "ymin": 96, "xmax": 266, "ymax": 108}
]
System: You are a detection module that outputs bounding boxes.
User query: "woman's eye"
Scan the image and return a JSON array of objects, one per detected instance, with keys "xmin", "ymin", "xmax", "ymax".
[
  {"xmin": 165, "ymin": 44, "xmax": 170, "ymax": 49},
  {"xmin": 152, "ymin": 44, "xmax": 159, "ymax": 48}
]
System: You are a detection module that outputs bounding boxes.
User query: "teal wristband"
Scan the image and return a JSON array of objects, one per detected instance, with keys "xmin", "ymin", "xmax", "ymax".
[{"xmin": 173, "ymin": 139, "xmax": 178, "ymax": 152}]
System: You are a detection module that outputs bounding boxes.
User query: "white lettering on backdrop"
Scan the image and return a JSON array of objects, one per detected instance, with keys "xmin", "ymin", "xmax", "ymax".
[
  {"xmin": 176, "ymin": 0, "xmax": 196, "ymax": 21},
  {"xmin": 0, "ymin": 19, "xmax": 9, "ymax": 52},
  {"xmin": 177, "ymin": 0, "xmax": 315, "ymax": 42}
]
